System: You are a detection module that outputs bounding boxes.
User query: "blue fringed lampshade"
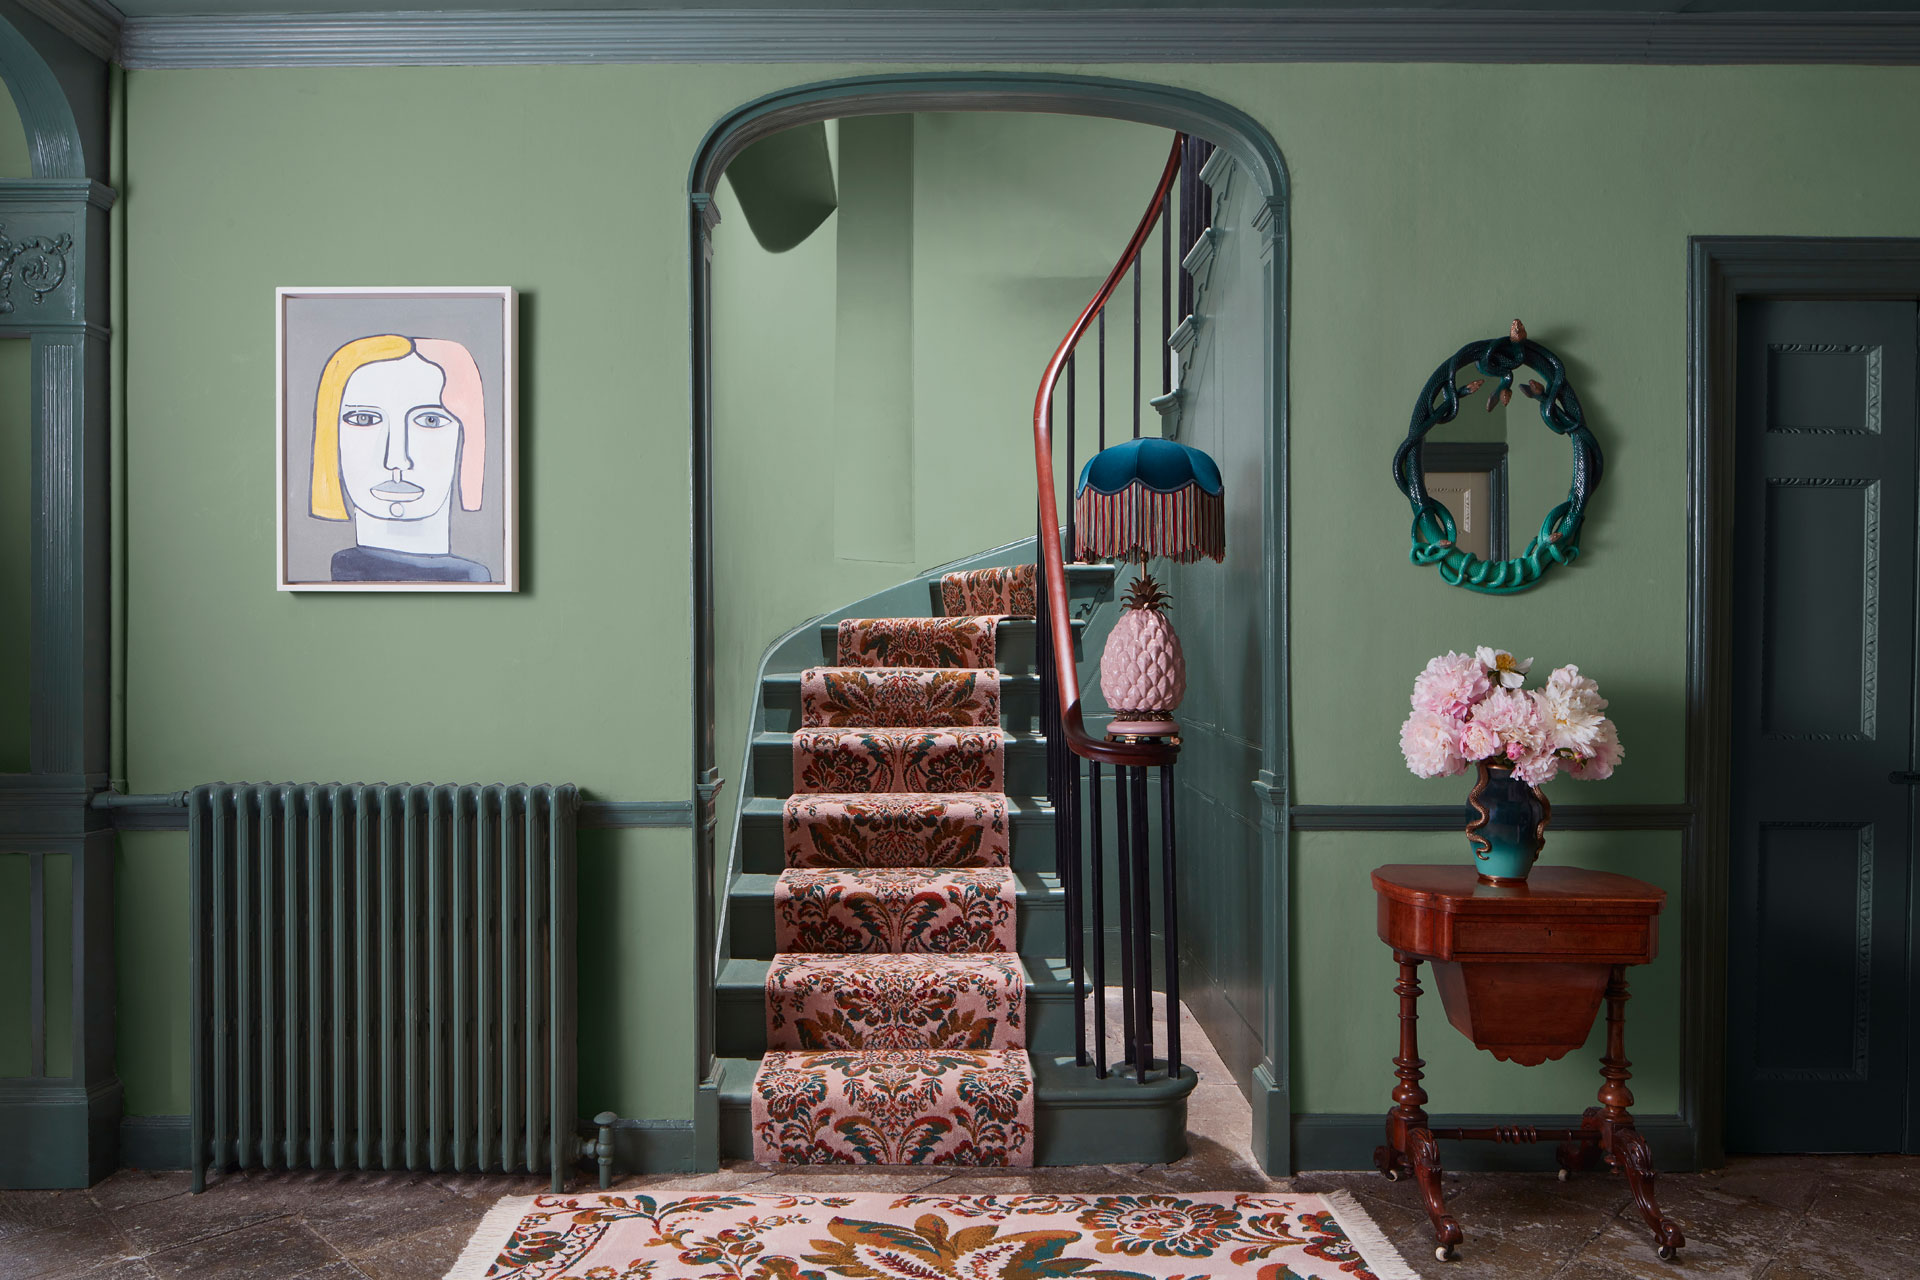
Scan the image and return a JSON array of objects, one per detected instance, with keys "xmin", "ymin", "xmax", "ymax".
[{"xmin": 1074, "ymin": 437, "xmax": 1226, "ymax": 564}]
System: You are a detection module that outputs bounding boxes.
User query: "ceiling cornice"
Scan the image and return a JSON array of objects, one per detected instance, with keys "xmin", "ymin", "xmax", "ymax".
[
  {"xmin": 6, "ymin": 6, "xmax": 1917, "ymax": 72},
  {"xmin": 12, "ymin": 0, "xmax": 124, "ymax": 62}
]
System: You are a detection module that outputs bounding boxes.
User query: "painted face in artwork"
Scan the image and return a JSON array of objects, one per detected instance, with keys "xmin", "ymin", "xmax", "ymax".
[
  {"xmin": 310, "ymin": 335, "xmax": 491, "ymax": 584},
  {"xmin": 337, "ymin": 354, "xmax": 461, "ymax": 523}
]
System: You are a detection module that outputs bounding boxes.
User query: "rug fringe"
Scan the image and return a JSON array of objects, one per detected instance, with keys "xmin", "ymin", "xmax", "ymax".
[
  {"xmin": 441, "ymin": 1193, "xmax": 541, "ymax": 1280},
  {"xmin": 1319, "ymin": 1187, "xmax": 1423, "ymax": 1280}
]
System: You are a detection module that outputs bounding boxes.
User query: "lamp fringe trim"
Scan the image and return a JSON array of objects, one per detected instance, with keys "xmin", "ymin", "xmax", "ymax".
[{"xmin": 1075, "ymin": 481, "xmax": 1225, "ymax": 564}]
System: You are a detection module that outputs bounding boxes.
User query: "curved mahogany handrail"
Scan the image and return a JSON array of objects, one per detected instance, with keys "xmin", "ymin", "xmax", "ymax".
[{"xmin": 1033, "ymin": 134, "xmax": 1185, "ymax": 768}]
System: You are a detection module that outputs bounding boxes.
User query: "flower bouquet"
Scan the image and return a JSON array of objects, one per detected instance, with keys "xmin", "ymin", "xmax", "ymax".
[{"xmin": 1399, "ymin": 647, "xmax": 1623, "ymax": 882}]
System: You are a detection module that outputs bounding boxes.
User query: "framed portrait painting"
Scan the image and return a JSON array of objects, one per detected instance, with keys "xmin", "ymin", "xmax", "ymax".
[{"xmin": 277, "ymin": 286, "xmax": 518, "ymax": 591}]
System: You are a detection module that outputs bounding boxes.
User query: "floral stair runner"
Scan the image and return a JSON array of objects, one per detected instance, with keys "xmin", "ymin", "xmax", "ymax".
[{"xmin": 752, "ymin": 563, "xmax": 1040, "ymax": 1166}]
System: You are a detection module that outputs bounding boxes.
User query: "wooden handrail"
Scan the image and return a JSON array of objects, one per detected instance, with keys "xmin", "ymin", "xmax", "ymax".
[{"xmin": 1033, "ymin": 134, "xmax": 1185, "ymax": 768}]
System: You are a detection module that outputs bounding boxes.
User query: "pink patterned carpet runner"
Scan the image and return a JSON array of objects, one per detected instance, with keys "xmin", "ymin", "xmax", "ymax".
[
  {"xmin": 445, "ymin": 1189, "xmax": 1415, "ymax": 1280},
  {"xmin": 752, "ymin": 566, "xmax": 1039, "ymax": 1166}
]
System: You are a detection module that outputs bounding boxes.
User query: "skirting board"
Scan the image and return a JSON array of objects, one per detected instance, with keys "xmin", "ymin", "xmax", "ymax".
[
  {"xmin": 1291, "ymin": 1113, "xmax": 1697, "ymax": 1173},
  {"xmin": 119, "ymin": 1115, "xmax": 698, "ymax": 1178}
]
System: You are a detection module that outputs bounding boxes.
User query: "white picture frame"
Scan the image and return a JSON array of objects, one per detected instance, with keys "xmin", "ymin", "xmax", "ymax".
[{"xmin": 276, "ymin": 286, "xmax": 518, "ymax": 592}]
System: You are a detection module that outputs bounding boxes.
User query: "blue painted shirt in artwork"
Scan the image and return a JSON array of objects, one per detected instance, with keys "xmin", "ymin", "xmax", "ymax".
[{"xmin": 330, "ymin": 545, "xmax": 491, "ymax": 584}]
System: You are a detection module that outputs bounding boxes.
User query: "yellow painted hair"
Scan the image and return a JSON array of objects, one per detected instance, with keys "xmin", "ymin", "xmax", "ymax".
[{"xmin": 310, "ymin": 334, "xmax": 414, "ymax": 520}]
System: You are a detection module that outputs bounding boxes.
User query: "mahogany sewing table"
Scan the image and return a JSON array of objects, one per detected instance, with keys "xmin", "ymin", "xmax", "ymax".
[{"xmin": 1370, "ymin": 864, "xmax": 1683, "ymax": 1263}]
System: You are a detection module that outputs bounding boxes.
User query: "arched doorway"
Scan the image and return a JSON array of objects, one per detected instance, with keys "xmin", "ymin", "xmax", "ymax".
[{"xmin": 682, "ymin": 72, "xmax": 1296, "ymax": 1172}]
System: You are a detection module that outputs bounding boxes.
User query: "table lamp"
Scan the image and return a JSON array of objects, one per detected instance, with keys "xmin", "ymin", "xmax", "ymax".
[{"xmin": 1073, "ymin": 437, "xmax": 1226, "ymax": 740}]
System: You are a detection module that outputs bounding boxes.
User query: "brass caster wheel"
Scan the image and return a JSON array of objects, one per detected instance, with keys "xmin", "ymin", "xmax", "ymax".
[
  {"xmin": 1384, "ymin": 1169, "xmax": 1400, "ymax": 1182},
  {"xmin": 1657, "ymin": 1245, "xmax": 1679, "ymax": 1262},
  {"xmin": 1435, "ymin": 1246, "xmax": 1457, "ymax": 1263},
  {"xmin": 1557, "ymin": 1167, "xmax": 1570, "ymax": 1182}
]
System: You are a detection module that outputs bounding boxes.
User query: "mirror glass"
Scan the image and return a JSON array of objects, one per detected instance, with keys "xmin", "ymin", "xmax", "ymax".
[{"xmin": 1421, "ymin": 361, "xmax": 1570, "ymax": 564}]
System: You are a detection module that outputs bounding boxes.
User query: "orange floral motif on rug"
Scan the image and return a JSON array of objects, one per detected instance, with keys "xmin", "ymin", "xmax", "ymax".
[{"xmin": 443, "ymin": 1189, "xmax": 1418, "ymax": 1280}]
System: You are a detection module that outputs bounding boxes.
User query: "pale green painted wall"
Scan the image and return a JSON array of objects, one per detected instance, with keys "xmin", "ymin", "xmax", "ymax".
[
  {"xmin": 115, "ymin": 63, "xmax": 1920, "ymax": 1133},
  {"xmin": 711, "ymin": 108, "xmax": 1169, "ymax": 885}
]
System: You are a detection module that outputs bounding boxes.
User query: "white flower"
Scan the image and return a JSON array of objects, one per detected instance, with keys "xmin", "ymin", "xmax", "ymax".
[
  {"xmin": 1539, "ymin": 664, "xmax": 1609, "ymax": 756},
  {"xmin": 1476, "ymin": 646, "xmax": 1534, "ymax": 689},
  {"xmin": 1400, "ymin": 709, "xmax": 1467, "ymax": 779}
]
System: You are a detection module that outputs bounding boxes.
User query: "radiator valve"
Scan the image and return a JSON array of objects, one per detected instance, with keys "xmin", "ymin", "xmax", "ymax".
[{"xmin": 583, "ymin": 1112, "xmax": 620, "ymax": 1189}]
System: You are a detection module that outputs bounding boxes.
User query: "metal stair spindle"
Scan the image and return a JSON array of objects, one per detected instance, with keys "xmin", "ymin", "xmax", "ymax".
[{"xmin": 1030, "ymin": 134, "xmax": 1188, "ymax": 1089}]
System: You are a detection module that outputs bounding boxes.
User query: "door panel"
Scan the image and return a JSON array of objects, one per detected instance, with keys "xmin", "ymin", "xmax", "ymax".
[{"xmin": 1727, "ymin": 299, "xmax": 1918, "ymax": 1153}]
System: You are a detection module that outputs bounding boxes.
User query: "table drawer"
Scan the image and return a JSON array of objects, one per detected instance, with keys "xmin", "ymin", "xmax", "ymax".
[{"xmin": 1450, "ymin": 917, "xmax": 1652, "ymax": 958}]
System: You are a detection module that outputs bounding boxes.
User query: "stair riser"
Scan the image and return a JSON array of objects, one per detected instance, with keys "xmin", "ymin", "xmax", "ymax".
[
  {"xmin": 726, "ymin": 894, "xmax": 1066, "ymax": 962},
  {"xmin": 737, "ymin": 810, "xmax": 1057, "ymax": 874},
  {"xmin": 817, "ymin": 620, "xmax": 1079, "ymax": 673},
  {"xmin": 753, "ymin": 740, "xmax": 1048, "ymax": 798},
  {"xmin": 716, "ymin": 1088, "xmax": 1189, "ymax": 1165},
  {"xmin": 717, "ymin": 984, "xmax": 1077, "ymax": 1060},
  {"xmin": 761, "ymin": 683, "xmax": 1040, "ymax": 735}
]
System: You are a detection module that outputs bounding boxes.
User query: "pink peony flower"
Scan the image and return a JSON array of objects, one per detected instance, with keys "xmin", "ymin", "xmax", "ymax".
[
  {"xmin": 1459, "ymin": 719, "xmax": 1502, "ymax": 761},
  {"xmin": 1411, "ymin": 651, "xmax": 1492, "ymax": 719},
  {"xmin": 1512, "ymin": 749, "xmax": 1561, "ymax": 788},
  {"xmin": 1474, "ymin": 688, "xmax": 1547, "ymax": 758},
  {"xmin": 1564, "ymin": 718, "xmax": 1625, "ymax": 781},
  {"xmin": 1400, "ymin": 709, "xmax": 1467, "ymax": 778}
]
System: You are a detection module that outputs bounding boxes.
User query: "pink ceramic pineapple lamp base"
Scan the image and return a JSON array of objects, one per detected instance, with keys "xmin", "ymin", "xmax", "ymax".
[{"xmin": 1100, "ymin": 572, "xmax": 1186, "ymax": 742}]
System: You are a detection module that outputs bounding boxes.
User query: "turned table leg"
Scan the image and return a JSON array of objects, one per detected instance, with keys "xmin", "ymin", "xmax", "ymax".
[
  {"xmin": 1374, "ymin": 953, "xmax": 1464, "ymax": 1261},
  {"xmin": 1595, "ymin": 967, "xmax": 1685, "ymax": 1261}
]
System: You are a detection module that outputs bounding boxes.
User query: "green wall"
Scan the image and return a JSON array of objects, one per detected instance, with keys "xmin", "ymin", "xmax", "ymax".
[
  {"xmin": 711, "ymin": 108, "xmax": 1169, "ymax": 882},
  {"xmin": 113, "ymin": 63, "xmax": 1920, "ymax": 1140}
]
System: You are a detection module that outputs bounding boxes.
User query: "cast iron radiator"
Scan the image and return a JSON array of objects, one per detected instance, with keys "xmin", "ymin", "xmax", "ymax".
[{"xmin": 188, "ymin": 783, "xmax": 579, "ymax": 1191}]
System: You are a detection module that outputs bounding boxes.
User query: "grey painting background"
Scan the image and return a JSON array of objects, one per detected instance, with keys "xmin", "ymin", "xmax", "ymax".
[{"xmin": 282, "ymin": 291, "xmax": 510, "ymax": 586}]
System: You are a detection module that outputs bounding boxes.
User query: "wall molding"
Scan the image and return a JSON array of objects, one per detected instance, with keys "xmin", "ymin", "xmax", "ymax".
[
  {"xmin": 1289, "ymin": 803, "xmax": 1693, "ymax": 832},
  {"xmin": 10, "ymin": 0, "xmax": 121, "ymax": 64},
  {"xmin": 114, "ymin": 8, "xmax": 1920, "ymax": 72},
  {"xmin": 1291, "ymin": 1112, "xmax": 1697, "ymax": 1173}
]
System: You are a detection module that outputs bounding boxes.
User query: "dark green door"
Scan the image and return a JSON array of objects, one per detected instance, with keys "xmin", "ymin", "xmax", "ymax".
[{"xmin": 1728, "ymin": 300, "xmax": 1920, "ymax": 1153}]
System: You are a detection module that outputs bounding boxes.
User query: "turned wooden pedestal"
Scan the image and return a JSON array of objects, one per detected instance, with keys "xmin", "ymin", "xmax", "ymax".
[{"xmin": 1370, "ymin": 864, "xmax": 1684, "ymax": 1264}]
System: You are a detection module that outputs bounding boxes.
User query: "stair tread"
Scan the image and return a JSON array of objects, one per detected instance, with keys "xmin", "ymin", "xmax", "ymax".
[
  {"xmin": 741, "ymin": 795, "xmax": 1051, "ymax": 818},
  {"xmin": 734, "ymin": 869, "xmax": 1058, "ymax": 896},
  {"xmin": 717, "ymin": 1053, "xmax": 1193, "ymax": 1103},
  {"xmin": 722, "ymin": 955, "xmax": 1076, "ymax": 993}
]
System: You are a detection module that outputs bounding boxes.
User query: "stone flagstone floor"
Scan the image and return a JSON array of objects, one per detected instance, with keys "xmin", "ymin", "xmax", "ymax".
[{"xmin": 3, "ymin": 996, "xmax": 1916, "ymax": 1280}]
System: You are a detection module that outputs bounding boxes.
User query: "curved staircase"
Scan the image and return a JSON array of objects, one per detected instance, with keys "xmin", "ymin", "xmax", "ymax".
[{"xmin": 715, "ymin": 551, "xmax": 1195, "ymax": 1165}]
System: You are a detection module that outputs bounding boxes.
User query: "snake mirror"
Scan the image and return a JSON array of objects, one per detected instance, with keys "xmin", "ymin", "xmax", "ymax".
[{"xmin": 1392, "ymin": 320, "xmax": 1604, "ymax": 594}]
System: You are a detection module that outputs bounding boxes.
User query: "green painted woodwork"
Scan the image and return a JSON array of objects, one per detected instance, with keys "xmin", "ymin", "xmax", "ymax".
[
  {"xmin": 103, "ymin": 61, "xmax": 1920, "ymax": 1167},
  {"xmin": 0, "ymin": 338, "xmax": 28, "ymax": 773}
]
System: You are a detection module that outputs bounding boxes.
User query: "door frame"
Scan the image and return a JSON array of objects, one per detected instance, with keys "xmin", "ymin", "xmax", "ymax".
[{"xmin": 1687, "ymin": 236, "xmax": 1920, "ymax": 1163}]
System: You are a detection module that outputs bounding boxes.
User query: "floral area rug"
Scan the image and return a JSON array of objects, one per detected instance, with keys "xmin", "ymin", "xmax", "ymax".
[{"xmin": 443, "ymin": 1189, "xmax": 1419, "ymax": 1280}]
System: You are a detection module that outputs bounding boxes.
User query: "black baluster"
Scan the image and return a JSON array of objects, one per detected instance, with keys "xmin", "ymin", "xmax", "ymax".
[
  {"xmin": 1130, "ymin": 765, "xmax": 1153, "ymax": 1083},
  {"xmin": 1160, "ymin": 763, "xmax": 1181, "ymax": 1081},
  {"xmin": 1066, "ymin": 353, "xmax": 1077, "ymax": 562},
  {"xmin": 1068, "ymin": 753, "xmax": 1087, "ymax": 1067},
  {"xmin": 1098, "ymin": 311, "xmax": 1107, "ymax": 452},
  {"xmin": 1114, "ymin": 762, "xmax": 1136, "ymax": 1065},
  {"xmin": 1131, "ymin": 260, "xmax": 1141, "ymax": 440},
  {"xmin": 1088, "ymin": 760, "xmax": 1106, "ymax": 1078}
]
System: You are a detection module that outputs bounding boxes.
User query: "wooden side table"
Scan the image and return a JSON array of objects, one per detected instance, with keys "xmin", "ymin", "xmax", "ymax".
[{"xmin": 1370, "ymin": 864, "xmax": 1684, "ymax": 1263}]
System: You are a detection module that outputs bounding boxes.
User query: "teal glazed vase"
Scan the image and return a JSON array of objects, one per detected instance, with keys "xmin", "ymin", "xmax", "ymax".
[{"xmin": 1465, "ymin": 759, "xmax": 1551, "ymax": 884}]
